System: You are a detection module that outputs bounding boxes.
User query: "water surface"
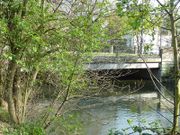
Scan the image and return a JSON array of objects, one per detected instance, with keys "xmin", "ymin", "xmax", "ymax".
[{"xmin": 76, "ymin": 81, "xmax": 174, "ymax": 135}]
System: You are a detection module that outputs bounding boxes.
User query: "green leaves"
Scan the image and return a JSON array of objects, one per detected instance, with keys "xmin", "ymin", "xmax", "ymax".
[
  {"xmin": 0, "ymin": 0, "xmax": 110, "ymax": 127},
  {"xmin": 0, "ymin": 20, "xmax": 7, "ymax": 35},
  {"xmin": 116, "ymin": 0, "xmax": 160, "ymax": 33},
  {"xmin": 133, "ymin": 126, "xmax": 143, "ymax": 133},
  {"xmin": 3, "ymin": 123, "xmax": 46, "ymax": 135},
  {"xmin": 127, "ymin": 119, "xmax": 133, "ymax": 125}
]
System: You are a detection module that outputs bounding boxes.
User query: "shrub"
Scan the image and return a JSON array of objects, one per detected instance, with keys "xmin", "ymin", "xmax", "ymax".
[{"xmin": 3, "ymin": 123, "xmax": 46, "ymax": 135}]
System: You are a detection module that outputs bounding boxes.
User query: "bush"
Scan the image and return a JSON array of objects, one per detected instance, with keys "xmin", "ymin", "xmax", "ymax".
[{"xmin": 3, "ymin": 123, "xmax": 46, "ymax": 135}]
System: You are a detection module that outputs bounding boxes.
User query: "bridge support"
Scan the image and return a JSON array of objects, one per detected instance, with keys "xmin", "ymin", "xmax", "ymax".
[
  {"xmin": 109, "ymin": 46, "xmax": 114, "ymax": 53},
  {"xmin": 157, "ymin": 47, "xmax": 174, "ymax": 108},
  {"xmin": 160, "ymin": 47, "xmax": 174, "ymax": 79}
]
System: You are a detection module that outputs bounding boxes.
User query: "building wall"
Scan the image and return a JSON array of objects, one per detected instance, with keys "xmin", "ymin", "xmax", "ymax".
[
  {"xmin": 132, "ymin": 29, "xmax": 172, "ymax": 54},
  {"xmin": 104, "ymin": 29, "xmax": 172, "ymax": 55}
]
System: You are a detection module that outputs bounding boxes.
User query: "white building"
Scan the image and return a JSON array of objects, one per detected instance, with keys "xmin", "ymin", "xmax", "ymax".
[{"xmin": 106, "ymin": 28, "xmax": 172, "ymax": 55}]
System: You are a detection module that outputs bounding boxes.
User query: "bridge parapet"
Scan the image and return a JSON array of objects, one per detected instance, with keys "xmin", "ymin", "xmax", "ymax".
[
  {"xmin": 90, "ymin": 55, "xmax": 161, "ymax": 64},
  {"xmin": 85, "ymin": 54, "xmax": 161, "ymax": 71},
  {"xmin": 85, "ymin": 48, "xmax": 175, "ymax": 80}
]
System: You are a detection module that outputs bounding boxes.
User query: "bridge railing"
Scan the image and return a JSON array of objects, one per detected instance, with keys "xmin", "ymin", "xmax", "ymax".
[{"xmin": 96, "ymin": 45, "xmax": 161, "ymax": 58}]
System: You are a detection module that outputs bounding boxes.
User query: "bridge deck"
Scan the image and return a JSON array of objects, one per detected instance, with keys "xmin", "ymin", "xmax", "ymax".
[{"xmin": 85, "ymin": 55, "xmax": 161, "ymax": 70}]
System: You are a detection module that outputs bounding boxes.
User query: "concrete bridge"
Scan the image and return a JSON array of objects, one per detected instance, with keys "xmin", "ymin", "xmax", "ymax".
[
  {"xmin": 85, "ymin": 48, "xmax": 174, "ymax": 79},
  {"xmin": 85, "ymin": 55, "xmax": 161, "ymax": 70}
]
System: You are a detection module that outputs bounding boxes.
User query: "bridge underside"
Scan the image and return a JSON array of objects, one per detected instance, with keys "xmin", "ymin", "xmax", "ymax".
[
  {"xmin": 85, "ymin": 63, "xmax": 160, "ymax": 71},
  {"xmin": 86, "ymin": 68, "xmax": 160, "ymax": 80}
]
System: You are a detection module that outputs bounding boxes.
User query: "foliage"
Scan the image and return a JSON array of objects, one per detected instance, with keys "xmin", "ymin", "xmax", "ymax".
[
  {"xmin": 116, "ymin": 0, "xmax": 180, "ymax": 133},
  {"xmin": 47, "ymin": 112, "xmax": 83, "ymax": 135},
  {"xmin": 3, "ymin": 123, "xmax": 45, "ymax": 135},
  {"xmin": 108, "ymin": 129, "xmax": 123, "ymax": 135},
  {"xmin": 116, "ymin": 0, "xmax": 160, "ymax": 33},
  {"xmin": 116, "ymin": 0, "xmax": 161, "ymax": 54},
  {"xmin": 108, "ymin": 119, "xmax": 166, "ymax": 135},
  {"xmin": 143, "ymin": 43, "xmax": 154, "ymax": 54},
  {"xmin": 0, "ymin": 0, "xmax": 110, "ymax": 125}
]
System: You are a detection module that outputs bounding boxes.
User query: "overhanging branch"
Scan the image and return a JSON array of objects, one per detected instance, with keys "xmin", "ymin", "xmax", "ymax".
[
  {"xmin": 174, "ymin": 16, "xmax": 180, "ymax": 22},
  {"xmin": 156, "ymin": 0, "xmax": 171, "ymax": 16}
]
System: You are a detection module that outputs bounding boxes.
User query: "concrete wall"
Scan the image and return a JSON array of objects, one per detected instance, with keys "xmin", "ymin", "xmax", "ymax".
[
  {"xmin": 86, "ymin": 47, "xmax": 174, "ymax": 79},
  {"xmin": 160, "ymin": 47, "xmax": 174, "ymax": 78}
]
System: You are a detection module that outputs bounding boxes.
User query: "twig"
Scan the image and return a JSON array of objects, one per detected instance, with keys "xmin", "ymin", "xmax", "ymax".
[{"xmin": 139, "ymin": 55, "xmax": 174, "ymax": 105}]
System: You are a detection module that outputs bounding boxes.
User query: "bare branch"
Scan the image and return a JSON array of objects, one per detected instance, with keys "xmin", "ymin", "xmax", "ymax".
[
  {"xmin": 175, "ymin": 34, "xmax": 180, "ymax": 38},
  {"xmin": 88, "ymin": 0, "xmax": 97, "ymax": 17},
  {"xmin": 148, "ymin": 104, "xmax": 173, "ymax": 124},
  {"xmin": 44, "ymin": 54, "xmax": 80, "ymax": 129},
  {"xmin": 155, "ymin": 0, "xmax": 171, "ymax": 16},
  {"xmin": 139, "ymin": 55, "xmax": 174, "ymax": 105},
  {"xmin": 161, "ymin": 26, "xmax": 171, "ymax": 31},
  {"xmin": 174, "ymin": 16, "xmax": 180, "ymax": 22},
  {"xmin": 53, "ymin": 0, "xmax": 64, "ymax": 13},
  {"xmin": 174, "ymin": 0, "xmax": 180, "ymax": 8}
]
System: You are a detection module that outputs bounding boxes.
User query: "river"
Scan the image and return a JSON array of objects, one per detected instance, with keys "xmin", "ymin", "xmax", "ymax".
[
  {"xmin": 48, "ymin": 80, "xmax": 175, "ymax": 135},
  {"xmin": 76, "ymin": 80, "xmax": 174, "ymax": 135}
]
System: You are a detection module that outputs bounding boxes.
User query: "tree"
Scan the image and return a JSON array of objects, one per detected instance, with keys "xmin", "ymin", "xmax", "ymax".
[
  {"xmin": 117, "ymin": 0, "xmax": 180, "ymax": 134},
  {"xmin": 0, "ymin": 0, "xmax": 109, "ymax": 126},
  {"xmin": 104, "ymin": 14, "xmax": 133, "ymax": 53},
  {"xmin": 156, "ymin": 0, "xmax": 180, "ymax": 133},
  {"xmin": 117, "ymin": 0, "xmax": 161, "ymax": 54}
]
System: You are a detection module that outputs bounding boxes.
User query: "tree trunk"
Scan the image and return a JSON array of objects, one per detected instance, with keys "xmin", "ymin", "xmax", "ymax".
[
  {"xmin": 170, "ymin": 15, "xmax": 180, "ymax": 134},
  {"xmin": 13, "ymin": 69, "xmax": 23, "ymax": 123},
  {"xmin": 0, "ymin": 62, "xmax": 4, "ymax": 107},
  {"xmin": 22, "ymin": 69, "xmax": 39, "ymax": 122},
  {"xmin": 140, "ymin": 30, "xmax": 143, "ymax": 54},
  {"xmin": 6, "ymin": 61, "xmax": 18, "ymax": 123},
  {"xmin": 136, "ymin": 35, "xmax": 140, "ymax": 54}
]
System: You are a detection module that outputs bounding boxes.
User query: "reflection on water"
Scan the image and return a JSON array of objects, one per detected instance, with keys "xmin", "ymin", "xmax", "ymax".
[
  {"xmin": 78, "ymin": 97, "xmax": 173, "ymax": 135},
  {"xmin": 76, "ymin": 81, "xmax": 174, "ymax": 135}
]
